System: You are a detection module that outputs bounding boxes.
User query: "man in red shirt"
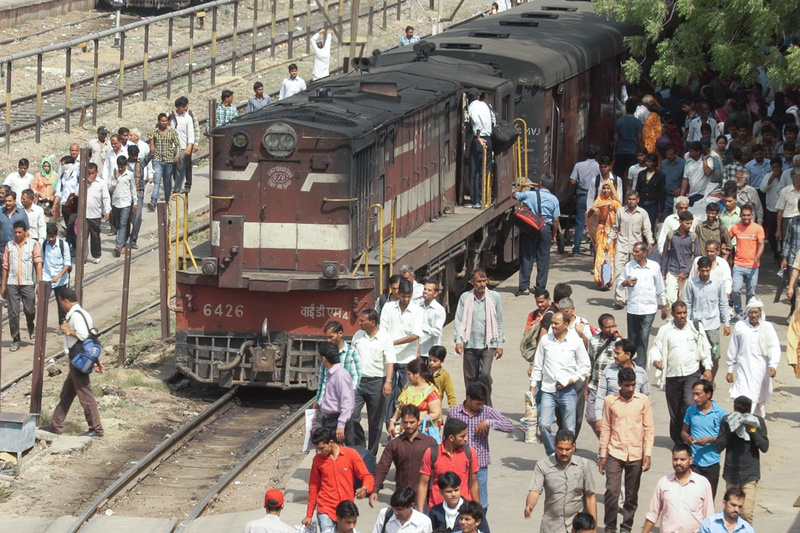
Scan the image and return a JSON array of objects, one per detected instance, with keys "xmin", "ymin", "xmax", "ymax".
[
  {"xmin": 303, "ymin": 427, "xmax": 374, "ymax": 533},
  {"xmin": 417, "ymin": 418, "xmax": 480, "ymax": 512},
  {"xmin": 729, "ymin": 203, "xmax": 766, "ymax": 320}
]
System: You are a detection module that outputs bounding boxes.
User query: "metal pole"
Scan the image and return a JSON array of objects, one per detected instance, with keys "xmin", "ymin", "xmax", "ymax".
[
  {"xmin": 288, "ymin": 0, "xmax": 294, "ymax": 59},
  {"xmin": 337, "ymin": 0, "xmax": 344, "ymax": 42},
  {"xmin": 251, "ymin": 0, "xmax": 258, "ymax": 73},
  {"xmin": 270, "ymin": 0, "xmax": 276, "ymax": 60},
  {"xmin": 348, "ymin": 0, "xmax": 360, "ymax": 68},
  {"xmin": 437, "ymin": 0, "xmax": 442, "ymax": 33},
  {"xmin": 232, "ymin": 1, "xmax": 238, "ymax": 76},
  {"xmin": 35, "ymin": 53, "xmax": 42, "ymax": 143},
  {"xmin": 118, "ymin": 32, "xmax": 125, "ymax": 118},
  {"xmin": 157, "ymin": 201, "xmax": 170, "ymax": 340},
  {"xmin": 208, "ymin": 99, "xmax": 216, "ymax": 214},
  {"xmin": 167, "ymin": 19, "xmax": 174, "ymax": 99},
  {"xmin": 143, "ymin": 24, "xmax": 149, "ymax": 101},
  {"xmin": 118, "ymin": 246, "xmax": 131, "ymax": 367},
  {"xmin": 29, "ymin": 281, "xmax": 51, "ymax": 415},
  {"xmin": 211, "ymin": 7, "xmax": 218, "ymax": 86},
  {"xmin": 5, "ymin": 62, "xmax": 11, "ymax": 154},
  {"xmin": 306, "ymin": 0, "xmax": 311, "ymax": 55},
  {"xmin": 92, "ymin": 38, "xmax": 99, "ymax": 126},
  {"xmin": 383, "ymin": 0, "xmax": 387, "ymax": 29},
  {"xmin": 74, "ymin": 148, "xmax": 90, "ymax": 305},
  {"xmin": 368, "ymin": 0, "xmax": 374, "ymax": 35},
  {"xmin": 65, "ymin": 48, "xmax": 72, "ymax": 133},
  {"xmin": 188, "ymin": 15, "xmax": 195, "ymax": 93},
  {"xmin": 397, "ymin": 0, "xmax": 401, "ymax": 21},
  {"xmin": 410, "ymin": 0, "xmax": 414, "ymax": 19}
]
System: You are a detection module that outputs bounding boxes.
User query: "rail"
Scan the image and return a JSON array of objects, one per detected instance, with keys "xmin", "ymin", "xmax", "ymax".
[
  {"xmin": 514, "ymin": 117, "xmax": 528, "ymax": 186},
  {"xmin": 482, "ymin": 143, "xmax": 492, "ymax": 209}
]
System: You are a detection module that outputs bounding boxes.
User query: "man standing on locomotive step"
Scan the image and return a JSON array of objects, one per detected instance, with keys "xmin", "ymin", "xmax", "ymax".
[
  {"xmin": 467, "ymin": 88, "xmax": 494, "ymax": 209},
  {"xmin": 454, "ymin": 268, "xmax": 504, "ymax": 406},
  {"xmin": 513, "ymin": 174, "xmax": 561, "ymax": 295}
]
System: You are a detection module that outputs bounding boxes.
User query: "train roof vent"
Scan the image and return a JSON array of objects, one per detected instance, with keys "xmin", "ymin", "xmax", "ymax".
[
  {"xmin": 359, "ymin": 81, "xmax": 398, "ymax": 97},
  {"xmin": 468, "ymin": 32, "xmax": 510, "ymax": 39},
  {"xmin": 522, "ymin": 12, "xmax": 559, "ymax": 19},
  {"xmin": 541, "ymin": 5, "xmax": 577, "ymax": 11},
  {"xmin": 284, "ymin": 108, "xmax": 359, "ymax": 128},
  {"xmin": 439, "ymin": 43, "xmax": 483, "ymax": 50},
  {"xmin": 499, "ymin": 20, "xmax": 539, "ymax": 27}
]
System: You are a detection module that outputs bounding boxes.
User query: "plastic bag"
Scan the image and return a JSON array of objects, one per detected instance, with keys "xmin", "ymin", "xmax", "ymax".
[
  {"xmin": 522, "ymin": 391, "xmax": 539, "ymax": 443},
  {"xmin": 302, "ymin": 408, "xmax": 317, "ymax": 452},
  {"xmin": 295, "ymin": 522, "xmax": 317, "ymax": 533}
]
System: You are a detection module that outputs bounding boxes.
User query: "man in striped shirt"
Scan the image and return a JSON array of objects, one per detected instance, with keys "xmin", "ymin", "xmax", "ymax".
[
  {"xmin": 594, "ymin": 338, "xmax": 652, "ymax": 422},
  {"xmin": 1, "ymin": 220, "xmax": 42, "ymax": 351},
  {"xmin": 586, "ymin": 314, "xmax": 621, "ymax": 436},
  {"xmin": 314, "ymin": 321, "xmax": 361, "ymax": 407},
  {"xmin": 147, "ymin": 113, "xmax": 181, "ymax": 211}
]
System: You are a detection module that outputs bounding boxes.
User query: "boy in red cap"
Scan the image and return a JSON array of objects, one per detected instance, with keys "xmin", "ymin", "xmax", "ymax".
[{"xmin": 243, "ymin": 488, "xmax": 294, "ymax": 533}]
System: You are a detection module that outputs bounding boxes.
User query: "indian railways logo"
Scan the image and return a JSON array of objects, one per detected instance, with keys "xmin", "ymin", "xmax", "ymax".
[{"xmin": 267, "ymin": 166, "xmax": 293, "ymax": 189}]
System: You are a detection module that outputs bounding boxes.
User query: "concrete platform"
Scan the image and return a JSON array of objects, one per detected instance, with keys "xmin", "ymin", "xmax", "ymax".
[{"xmin": 0, "ymin": 0, "xmax": 95, "ymax": 31}]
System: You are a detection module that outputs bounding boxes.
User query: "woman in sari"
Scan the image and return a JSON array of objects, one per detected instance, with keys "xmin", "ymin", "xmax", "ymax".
[
  {"xmin": 586, "ymin": 180, "xmax": 621, "ymax": 289},
  {"xmin": 387, "ymin": 357, "xmax": 442, "ymax": 438},
  {"xmin": 32, "ymin": 157, "xmax": 58, "ymax": 218}
]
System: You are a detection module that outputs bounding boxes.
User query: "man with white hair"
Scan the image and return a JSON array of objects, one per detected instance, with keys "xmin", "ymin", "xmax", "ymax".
[
  {"xmin": 657, "ymin": 196, "xmax": 695, "ymax": 257},
  {"xmin": 399, "ymin": 264, "xmax": 424, "ymax": 303},
  {"xmin": 726, "ymin": 297, "xmax": 781, "ymax": 416},
  {"xmin": 734, "ymin": 169, "xmax": 763, "ymax": 224}
]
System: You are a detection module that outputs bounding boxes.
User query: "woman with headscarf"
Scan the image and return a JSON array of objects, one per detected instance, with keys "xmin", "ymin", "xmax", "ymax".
[
  {"xmin": 587, "ymin": 180, "xmax": 621, "ymax": 288},
  {"xmin": 726, "ymin": 297, "xmax": 781, "ymax": 416},
  {"xmin": 32, "ymin": 156, "xmax": 58, "ymax": 217}
]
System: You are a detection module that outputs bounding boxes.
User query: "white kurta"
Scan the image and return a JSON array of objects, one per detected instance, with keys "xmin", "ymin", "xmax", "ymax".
[{"xmin": 726, "ymin": 319, "xmax": 780, "ymax": 409}]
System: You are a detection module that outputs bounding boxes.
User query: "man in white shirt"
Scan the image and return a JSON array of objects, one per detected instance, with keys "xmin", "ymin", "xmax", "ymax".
[
  {"xmin": 399, "ymin": 264, "xmax": 424, "ymax": 303},
  {"xmin": 685, "ymin": 256, "xmax": 731, "ymax": 379},
  {"xmin": 373, "ymin": 486, "xmax": 432, "ymax": 533},
  {"xmin": 657, "ymin": 196, "xmax": 695, "ymax": 257},
  {"xmin": 351, "ymin": 308, "xmax": 395, "ymax": 456},
  {"xmin": 4, "ymin": 158, "xmax": 34, "ymax": 198},
  {"xmin": 689, "ymin": 239, "xmax": 732, "ymax": 296},
  {"xmin": 171, "ymin": 96, "xmax": 196, "ymax": 193},
  {"xmin": 649, "ymin": 301, "xmax": 712, "ymax": 444},
  {"xmin": 279, "ymin": 63, "xmax": 307, "ymax": 100},
  {"xmin": 680, "ymin": 141, "xmax": 714, "ymax": 205},
  {"xmin": 530, "ymin": 311, "xmax": 590, "ymax": 456},
  {"xmin": 555, "ymin": 297, "xmax": 592, "ymax": 437},
  {"xmin": 619, "ymin": 242, "xmax": 669, "ymax": 367},
  {"xmin": 20, "ymin": 190, "xmax": 45, "ymax": 242},
  {"xmin": 102, "ymin": 134, "xmax": 126, "ymax": 183},
  {"xmin": 776, "ymin": 168, "xmax": 800, "ymax": 242},
  {"xmin": 418, "ymin": 280, "xmax": 445, "ymax": 356},
  {"xmin": 242, "ymin": 489, "xmax": 294, "ymax": 533},
  {"xmin": 685, "ymin": 101, "xmax": 717, "ymax": 143},
  {"xmin": 87, "ymin": 126, "xmax": 111, "ymax": 169},
  {"xmin": 311, "ymin": 29, "xmax": 332, "ymax": 80},
  {"xmin": 467, "ymin": 88, "xmax": 494, "ymax": 209},
  {"xmin": 85, "ymin": 163, "xmax": 111, "ymax": 264},
  {"xmin": 380, "ymin": 279, "xmax": 424, "ymax": 421}
]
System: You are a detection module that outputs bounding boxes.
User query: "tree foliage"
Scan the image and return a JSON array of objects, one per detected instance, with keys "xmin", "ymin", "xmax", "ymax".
[{"xmin": 593, "ymin": 0, "xmax": 800, "ymax": 86}]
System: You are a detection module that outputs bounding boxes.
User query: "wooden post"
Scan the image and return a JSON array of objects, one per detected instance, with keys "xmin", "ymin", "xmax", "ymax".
[
  {"xmin": 158, "ymin": 202, "xmax": 170, "ymax": 340},
  {"xmin": 143, "ymin": 24, "xmax": 150, "ymax": 100},
  {"xmin": 74, "ymin": 148, "xmax": 90, "ymax": 305},
  {"xmin": 65, "ymin": 48, "xmax": 72, "ymax": 133},
  {"xmin": 288, "ymin": 0, "xmax": 295, "ymax": 59},
  {"xmin": 211, "ymin": 7, "xmax": 218, "ymax": 86},
  {"xmin": 118, "ymin": 32, "xmax": 125, "ymax": 118},
  {"xmin": 35, "ymin": 54, "xmax": 42, "ymax": 143},
  {"xmin": 232, "ymin": 1, "xmax": 239, "ymax": 76},
  {"xmin": 348, "ymin": 0, "xmax": 361, "ymax": 68},
  {"xmin": 167, "ymin": 19, "xmax": 174, "ymax": 99},
  {"xmin": 251, "ymin": 0, "xmax": 258, "ymax": 73},
  {"xmin": 270, "ymin": 0, "xmax": 277, "ymax": 60},
  {"xmin": 92, "ymin": 39, "xmax": 99, "ymax": 126},
  {"xmin": 188, "ymin": 15, "xmax": 195, "ymax": 93},
  {"xmin": 5, "ymin": 62, "xmax": 11, "ymax": 154},
  {"xmin": 29, "ymin": 281, "xmax": 51, "ymax": 415},
  {"xmin": 117, "ymin": 246, "xmax": 132, "ymax": 367}
]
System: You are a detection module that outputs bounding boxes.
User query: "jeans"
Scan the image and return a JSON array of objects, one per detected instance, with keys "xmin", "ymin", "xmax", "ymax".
[
  {"xmin": 665, "ymin": 370, "xmax": 701, "ymax": 444},
  {"xmin": 539, "ymin": 386, "xmax": 577, "ymax": 456},
  {"xmin": 353, "ymin": 376, "xmax": 386, "ymax": 456},
  {"xmin": 152, "ymin": 161, "xmax": 174, "ymax": 204},
  {"xmin": 129, "ymin": 195, "xmax": 144, "ymax": 244},
  {"xmin": 385, "ymin": 363, "xmax": 410, "ymax": 423},
  {"xmin": 113, "ymin": 205, "xmax": 133, "ymax": 250},
  {"xmin": 468, "ymin": 136, "xmax": 492, "ymax": 205},
  {"xmin": 173, "ymin": 152, "xmax": 193, "ymax": 191},
  {"xmin": 519, "ymin": 223, "xmax": 552, "ymax": 291},
  {"xmin": 731, "ymin": 265, "xmax": 759, "ymax": 316},
  {"xmin": 573, "ymin": 191, "xmax": 588, "ymax": 254},
  {"xmin": 463, "ymin": 348, "xmax": 496, "ymax": 406},
  {"xmin": 641, "ymin": 201, "xmax": 659, "ymax": 230},
  {"xmin": 626, "ymin": 312, "xmax": 655, "ymax": 368},
  {"xmin": 604, "ymin": 456, "xmax": 643, "ymax": 533},
  {"xmin": 477, "ymin": 466, "xmax": 489, "ymax": 510},
  {"xmin": 317, "ymin": 513, "xmax": 335, "ymax": 533}
]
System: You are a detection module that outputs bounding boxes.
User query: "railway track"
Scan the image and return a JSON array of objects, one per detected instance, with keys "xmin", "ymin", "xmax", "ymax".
[
  {"xmin": 63, "ymin": 390, "xmax": 311, "ymax": 533},
  {"xmin": 1, "ymin": 0, "xmax": 399, "ymax": 138}
]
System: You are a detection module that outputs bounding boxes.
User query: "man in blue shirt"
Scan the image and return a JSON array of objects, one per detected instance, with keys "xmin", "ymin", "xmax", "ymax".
[
  {"xmin": 41, "ymin": 224, "xmax": 72, "ymax": 324},
  {"xmin": 0, "ymin": 191, "xmax": 28, "ymax": 256},
  {"xmin": 569, "ymin": 145, "xmax": 600, "ymax": 256},
  {"xmin": 660, "ymin": 144, "xmax": 685, "ymax": 216},
  {"xmin": 681, "ymin": 379, "xmax": 726, "ymax": 498},
  {"xmin": 614, "ymin": 100, "xmax": 643, "ymax": 190},
  {"xmin": 699, "ymin": 487, "xmax": 754, "ymax": 533},
  {"xmin": 513, "ymin": 174, "xmax": 561, "ymax": 295}
]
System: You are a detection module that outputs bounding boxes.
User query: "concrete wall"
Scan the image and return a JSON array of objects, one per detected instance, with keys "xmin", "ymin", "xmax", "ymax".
[{"xmin": 0, "ymin": 0, "xmax": 97, "ymax": 31}]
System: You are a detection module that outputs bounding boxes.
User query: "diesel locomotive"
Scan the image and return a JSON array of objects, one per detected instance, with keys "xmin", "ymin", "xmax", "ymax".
[{"xmin": 174, "ymin": 0, "xmax": 635, "ymax": 389}]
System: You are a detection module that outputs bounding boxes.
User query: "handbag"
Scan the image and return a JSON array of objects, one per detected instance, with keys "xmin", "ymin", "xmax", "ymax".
[
  {"xmin": 600, "ymin": 259, "xmax": 612, "ymax": 286},
  {"xmin": 419, "ymin": 415, "xmax": 442, "ymax": 444},
  {"xmin": 487, "ymin": 103, "xmax": 519, "ymax": 154},
  {"xmin": 69, "ymin": 311, "xmax": 103, "ymax": 374},
  {"xmin": 512, "ymin": 187, "xmax": 546, "ymax": 234}
]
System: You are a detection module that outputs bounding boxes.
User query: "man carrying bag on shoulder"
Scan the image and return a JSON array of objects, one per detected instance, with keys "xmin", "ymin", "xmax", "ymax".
[
  {"xmin": 44, "ymin": 288, "xmax": 105, "ymax": 438},
  {"xmin": 512, "ymin": 174, "xmax": 561, "ymax": 296}
]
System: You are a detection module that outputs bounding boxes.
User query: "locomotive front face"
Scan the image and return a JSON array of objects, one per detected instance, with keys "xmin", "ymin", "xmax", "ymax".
[{"xmin": 175, "ymin": 115, "xmax": 375, "ymax": 389}]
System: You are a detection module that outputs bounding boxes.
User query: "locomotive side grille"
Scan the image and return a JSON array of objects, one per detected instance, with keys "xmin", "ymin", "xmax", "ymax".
[
  {"xmin": 351, "ymin": 146, "xmax": 376, "ymax": 267},
  {"xmin": 282, "ymin": 108, "xmax": 359, "ymax": 128}
]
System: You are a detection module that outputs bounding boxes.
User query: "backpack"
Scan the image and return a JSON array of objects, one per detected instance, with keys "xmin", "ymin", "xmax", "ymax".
[
  {"xmin": 520, "ymin": 309, "xmax": 553, "ymax": 362},
  {"xmin": 428, "ymin": 443, "xmax": 474, "ymax": 497},
  {"xmin": 380, "ymin": 508, "xmax": 394, "ymax": 533},
  {"xmin": 44, "ymin": 238, "xmax": 71, "ymax": 283},
  {"xmin": 69, "ymin": 310, "xmax": 103, "ymax": 374}
]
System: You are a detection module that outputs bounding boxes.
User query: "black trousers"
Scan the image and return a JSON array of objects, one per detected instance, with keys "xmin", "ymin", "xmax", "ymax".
[
  {"xmin": 519, "ymin": 224, "xmax": 552, "ymax": 292},
  {"xmin": 691, "ymin": 462, "xmax": 721, "ymax": 499},
  {"xmin": 87, "ymin": 218, "xmax": 102, "ymax": 259},
  {"xmin": 665, "ymin": 371, "xmax": 701, "ymax": 444},
  {"xmin": 317, "ymin": 411, "xmax": 355, "ymax": 445},
  {"xmin": 604, "ymin": 456, "xmax": 643, "ymax": 533},
  {"xmin": 53, "ymin": 284, "xmax": 68, "ymax": 324},
  {"xmin": 7, "ymin": 284, "xmax": 35, "ymax": 342},
  {"xmin": 354, "ymin": 376, "xmax": 386, "ymax": 456},
  {"xmin": 463, "ymin": 348, "xmax": 496, "ymax": 406},
  {"xmin": 385, "ymin": 363, "xmax": 409, "ymax": 423}
]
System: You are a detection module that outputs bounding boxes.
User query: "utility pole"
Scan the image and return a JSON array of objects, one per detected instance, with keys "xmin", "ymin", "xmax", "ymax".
[{"xmin": 348, "ymin": 0, "xmax": 361, "ymax": 69}]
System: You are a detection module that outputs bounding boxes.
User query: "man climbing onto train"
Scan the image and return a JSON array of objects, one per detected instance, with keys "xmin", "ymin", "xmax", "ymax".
[{"xmin": 467, "ymin": 88, "xmax": 494, "ymax": 208}]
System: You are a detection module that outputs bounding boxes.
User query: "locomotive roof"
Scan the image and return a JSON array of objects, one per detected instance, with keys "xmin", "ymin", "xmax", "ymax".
[
  {"xmin": 216, "ymin": 56, "xmax": 511, "ymax": 149},
  {"xmin": 376, "ymin": 0, "xmax": 638, "ymax": 88}
]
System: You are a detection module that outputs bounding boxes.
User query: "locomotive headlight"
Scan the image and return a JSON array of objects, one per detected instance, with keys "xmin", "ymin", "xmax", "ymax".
[
  {"xmin": 232, "ymin": 131, "xmax": 249, "ymax": 148},
  {"xmin": 262, "ymin": 124, "xmax": 298, "ymax": 157}
]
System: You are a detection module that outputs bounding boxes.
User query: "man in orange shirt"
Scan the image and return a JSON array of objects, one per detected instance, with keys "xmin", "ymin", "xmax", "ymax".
[
  {"xmin": 599, "ymin": 366, "xmax": 655, "ymax": 533},
  {"xmin": 303, "ymin": 427, "xmax": 374, "ymax": 533},
  {"xmin": 729, "ymin": 203, "xmax": 766, "ymax": 320}
]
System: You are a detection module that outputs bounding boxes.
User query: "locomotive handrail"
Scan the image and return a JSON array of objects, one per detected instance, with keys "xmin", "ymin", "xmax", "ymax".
[
  {"xmin": 514, "ymin": 118, "xmax": 529, "ymax": 186},
  {"xmin": 167, "ymin": 193, "xmax": 199, "ymax": 312},
  {"xmin": 482, "ymin": 144, "xmax": 493, "ymax": 209},
  {"xmin": 206, "ymin": 194, "xmax": 236, "ymax": 200},
  {"xmin": 364, "ymin": 203, "xmax": 385, "ymax": 295},
  {"xmin": 322, "ymin": 197, "xmax": 359, "ymax": 202},
  {"xmin": 389, "ymin": 199, "xmax": 397, "ymax": 276}
]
